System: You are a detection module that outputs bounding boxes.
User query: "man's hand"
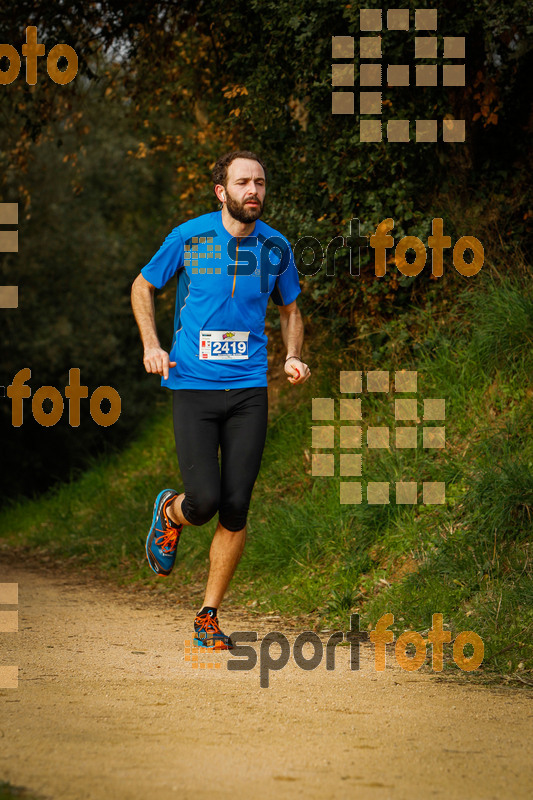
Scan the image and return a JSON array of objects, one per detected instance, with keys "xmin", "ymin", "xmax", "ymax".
[
  {"xmin": 143, "ymin": 347, "xmax": 177, "ymax": 380},
  {"xmin": 284, "ymin": 357, "xmax": 311, "ymax": 385}
]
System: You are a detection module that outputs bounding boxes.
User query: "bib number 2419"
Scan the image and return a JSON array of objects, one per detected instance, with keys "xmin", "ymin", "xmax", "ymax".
[{"xmin": 199, "ymin": 330, "xmax": 249, "ymax": 360}]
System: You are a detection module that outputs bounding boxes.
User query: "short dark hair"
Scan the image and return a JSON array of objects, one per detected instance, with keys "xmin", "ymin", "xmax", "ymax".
[{"xmin": 211, "ymin": 150, "xmax": 267, "ymax": 189}]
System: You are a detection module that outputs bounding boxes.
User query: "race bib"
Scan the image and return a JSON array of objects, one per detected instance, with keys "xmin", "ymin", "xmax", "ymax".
[{"xmin": 199, "ymin": 330, "xmax": 249, "ymax": 360}]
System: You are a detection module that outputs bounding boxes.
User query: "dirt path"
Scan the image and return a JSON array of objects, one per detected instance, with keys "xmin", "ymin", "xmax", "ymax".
[{"xmin": 0, "ymin": 562, "xmax": 531, "ymax": 800}]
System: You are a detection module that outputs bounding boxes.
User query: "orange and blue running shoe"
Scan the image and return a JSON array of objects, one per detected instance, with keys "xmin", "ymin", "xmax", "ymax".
[
  {"xmin": 193, "ymin": 610, "xmax": 233, "ymax": 650},
  {"xmin": 145, "ymin": 489, "xmax": 183, "ymax": 576}
]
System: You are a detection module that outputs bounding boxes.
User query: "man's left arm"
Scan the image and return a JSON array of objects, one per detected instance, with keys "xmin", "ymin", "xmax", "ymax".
[{"xmin": 278, "ymin": 301, "xmax": 311, "ymax": 385}]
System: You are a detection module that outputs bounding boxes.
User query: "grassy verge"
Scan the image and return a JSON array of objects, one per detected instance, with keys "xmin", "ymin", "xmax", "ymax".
[
  {"xmin": 0, "ymin": 782, "xmax": 44, "ymax": 800},
  {"xmin": 1, "ymin": 267, "xmax": 531, "ymax": 681}
]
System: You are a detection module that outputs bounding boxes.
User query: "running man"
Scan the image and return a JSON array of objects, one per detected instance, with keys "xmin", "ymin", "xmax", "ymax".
[{"xmin": 131, "ymin": 151, "xmax": 310, "ymax": 649}]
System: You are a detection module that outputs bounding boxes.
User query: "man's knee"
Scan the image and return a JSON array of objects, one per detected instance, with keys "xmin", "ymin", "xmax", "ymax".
[
  {"xmin": 219, "ymin": 495, "xmax": 250, "ymax": 532},
  {"xmin": 183, "ymin": 489, "xmax": 219, "ymax": 526}
]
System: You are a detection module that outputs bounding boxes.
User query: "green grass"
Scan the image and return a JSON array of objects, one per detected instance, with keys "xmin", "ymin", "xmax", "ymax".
[
  {"xmin": 1, "ymin": 271, "xmax": 532, "ymax": 681},
  {"xmin": 0, "ymin": 782, "xmax": 43, "ymax": 800}
]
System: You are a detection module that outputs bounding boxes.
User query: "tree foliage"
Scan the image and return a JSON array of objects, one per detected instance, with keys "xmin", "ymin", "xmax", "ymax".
[{"xmin": 0, "ymin": 0, "xmax": 531, "ymax": 501}]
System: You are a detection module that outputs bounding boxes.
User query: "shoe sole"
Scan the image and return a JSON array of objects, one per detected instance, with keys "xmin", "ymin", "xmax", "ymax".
[
  {"xmin": 193, "ymin": 634, "xmax": 233, "ymax": 650},
  {"xmin": 145, "ymin": 489, "xmax": 178, "ymax": 576},
  {"xmin": 193, "ymin": 638, "xmax": 233, "ymax": 651}
]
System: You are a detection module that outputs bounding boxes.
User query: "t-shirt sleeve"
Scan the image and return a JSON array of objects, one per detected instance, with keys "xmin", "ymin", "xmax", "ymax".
[
  {"xmin": 141, "ymin": 227, "xmax": 184, "ymax": 289},
  {"xmin": 270, "ymin": 239, "xmax": 301, "ymax": 306}
]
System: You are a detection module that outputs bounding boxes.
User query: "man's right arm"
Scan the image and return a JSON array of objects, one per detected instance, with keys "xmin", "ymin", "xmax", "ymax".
[{"xmin": 131, "ymin": 273, "xmax": 176, "ymax": 380}]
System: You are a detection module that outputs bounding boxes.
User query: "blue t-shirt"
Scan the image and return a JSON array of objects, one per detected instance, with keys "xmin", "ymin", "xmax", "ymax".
[{"xmin": 141, "ymin": 210, "xmax": 301, "ymax": 390}]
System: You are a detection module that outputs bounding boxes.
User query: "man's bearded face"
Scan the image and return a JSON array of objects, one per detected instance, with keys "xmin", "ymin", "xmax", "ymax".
[{"xmin": 225, "ymin": 187, "xmax": 265, "ymax": 223}]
